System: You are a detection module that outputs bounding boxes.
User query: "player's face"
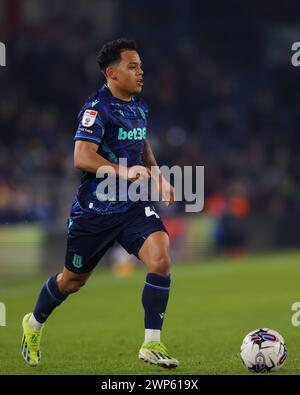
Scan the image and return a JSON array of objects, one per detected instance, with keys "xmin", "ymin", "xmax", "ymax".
[{"xmin": 112, "ymin": 50, "xmax": 144, "ymax": 94}]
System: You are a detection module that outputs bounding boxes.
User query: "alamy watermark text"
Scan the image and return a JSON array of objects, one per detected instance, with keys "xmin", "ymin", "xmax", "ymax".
[{"xmin": 0, "ymin": 42, "xmax": 6, "ymax": 67}]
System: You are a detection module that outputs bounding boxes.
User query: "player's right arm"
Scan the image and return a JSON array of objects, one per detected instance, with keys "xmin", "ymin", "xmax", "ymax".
[
  {"xmin": 74, "ymin": 140, "xmax": 126, "ymax": 177},
  {"xmin": 74, "ymin": 140, "xmax": 150, "ymax": 181},
  {"xmin": 74, "ymin": 107, "xmax": 150, "ymax": 180}
]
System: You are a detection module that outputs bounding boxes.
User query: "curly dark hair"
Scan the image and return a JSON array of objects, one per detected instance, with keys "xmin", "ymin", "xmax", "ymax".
[{"xmin": 97, "ymin": 38, "xmax": 137, "ymax": 74}]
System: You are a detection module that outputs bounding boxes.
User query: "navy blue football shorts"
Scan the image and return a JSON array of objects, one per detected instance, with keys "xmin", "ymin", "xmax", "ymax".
[{"xmin": 64, "ymin": 200, "xmax": 168, "ymax": 273}]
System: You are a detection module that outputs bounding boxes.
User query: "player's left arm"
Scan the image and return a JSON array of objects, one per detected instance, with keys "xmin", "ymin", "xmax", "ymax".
[{"xmin": 143, "ymin": 138, "xmax": 175, "ymax": 206}]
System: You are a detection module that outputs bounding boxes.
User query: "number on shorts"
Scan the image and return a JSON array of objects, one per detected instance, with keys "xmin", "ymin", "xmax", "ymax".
[{"xmin": 145, "ymin": 206, "xmax": 159, "ymax": 219}]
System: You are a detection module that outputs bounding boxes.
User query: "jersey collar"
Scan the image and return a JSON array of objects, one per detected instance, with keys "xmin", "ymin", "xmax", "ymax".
[{"xmin": 100, "ymin": 84, "xmax": 136, "ymax": 104}]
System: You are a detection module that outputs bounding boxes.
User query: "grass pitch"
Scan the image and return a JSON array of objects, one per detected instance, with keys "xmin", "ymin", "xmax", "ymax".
[{"xmin": 1, "ymin": 251, "xmax": 300, "ymax": 375}]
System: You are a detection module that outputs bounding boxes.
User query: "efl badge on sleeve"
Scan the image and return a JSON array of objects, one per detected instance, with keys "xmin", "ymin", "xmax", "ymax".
[{"xmin": 82, "ymin": 110, "xmax": 98, "ymax": 127}]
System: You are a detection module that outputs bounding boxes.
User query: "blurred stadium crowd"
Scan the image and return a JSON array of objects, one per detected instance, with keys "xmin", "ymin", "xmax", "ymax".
[{"xmin": 0, "ymin": 0, "xmax": 300, "ymax": 250}]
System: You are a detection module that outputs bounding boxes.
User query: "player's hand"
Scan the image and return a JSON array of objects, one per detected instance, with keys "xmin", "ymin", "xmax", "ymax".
[
  {"xmin": 158, "ymin": 176, "xmax": 175, "ymax": 206},
  {"xmin": 123, "ymin": 165, "xmax": 151, "ymax": 182}
]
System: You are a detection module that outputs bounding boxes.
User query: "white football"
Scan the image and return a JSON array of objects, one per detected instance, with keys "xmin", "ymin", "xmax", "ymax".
[{"xmin": 240, "ymin": 328, "xmax": 287, "ymax": 373}]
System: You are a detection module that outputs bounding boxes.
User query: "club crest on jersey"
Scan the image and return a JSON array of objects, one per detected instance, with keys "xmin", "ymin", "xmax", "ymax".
[{"xmin": 82, "ymin": 109, "xmax": 98, "ymax": 127}]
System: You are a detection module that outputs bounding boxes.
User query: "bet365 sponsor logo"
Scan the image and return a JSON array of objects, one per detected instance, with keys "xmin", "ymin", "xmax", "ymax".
[
  {"xmin": 0, "ymin": 302, "xmax": 6, "ymax": 326},
  {"xmin": 118, "ymin": 127, "xmax": 146, "ymax": 140},
  {"xmin": 0, "ymin": 42, "xmax": 6, "ymax": 67}
]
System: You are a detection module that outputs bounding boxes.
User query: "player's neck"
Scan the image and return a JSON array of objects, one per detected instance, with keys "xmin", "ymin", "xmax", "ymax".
[{"xmin": 107, "ymin": 82, "xmax": 132, "ymax": 102}]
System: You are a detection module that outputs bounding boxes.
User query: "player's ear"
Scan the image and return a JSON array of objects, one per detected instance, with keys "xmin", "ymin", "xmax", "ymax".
[{"xmin": 106, "ymin": 65, "xmax": 117, "ymax": 80}]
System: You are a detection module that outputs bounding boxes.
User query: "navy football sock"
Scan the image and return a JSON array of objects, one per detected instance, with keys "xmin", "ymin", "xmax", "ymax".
[
  {"xmin": 142, "ymin": 273, "xmax": 171, "ymax": 330},
  {"xmin": 33, "ymin": 274, "xmax": 67, "ymax": 324}
]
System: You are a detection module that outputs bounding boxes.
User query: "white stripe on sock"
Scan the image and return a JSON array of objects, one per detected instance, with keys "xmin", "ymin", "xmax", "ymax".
[
  {"xmin": 145, "ymin": 329, "xmax": 161, "ymax": 342},
  {"xmin": 29, "ymin": 314, "xmax": 44, "ymax": 331}
]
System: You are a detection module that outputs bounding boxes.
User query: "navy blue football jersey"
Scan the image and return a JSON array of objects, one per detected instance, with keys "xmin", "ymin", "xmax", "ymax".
[{"xmin": 73, "ymin": 84, "xmax": 149, "ymax": 214}]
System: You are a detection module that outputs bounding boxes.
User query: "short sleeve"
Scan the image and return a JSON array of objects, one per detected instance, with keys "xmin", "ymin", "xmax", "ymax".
[{"xmin": 74, "ymin": 108, "xmax": 105, "ymax": 145}]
